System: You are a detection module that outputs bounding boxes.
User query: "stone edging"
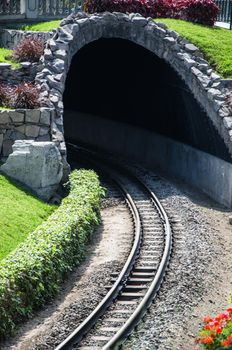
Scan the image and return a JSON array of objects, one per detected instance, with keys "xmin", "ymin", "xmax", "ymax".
[
  {"xmin": 0, "ymin": 107, "xmax": 53, "ymax": 158},
  {"xmin": 34, "ymin": 11, "xmax": 232, "ymax": 158},
  {"xmin": 0, "ymin": 61, "xmax": 39, "ymax": 84}
]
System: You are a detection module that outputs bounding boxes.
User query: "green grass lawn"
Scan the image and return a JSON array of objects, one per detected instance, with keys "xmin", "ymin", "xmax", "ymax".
[
  {"xmin": 6, "ymin": 20, "xmax": 62, "ymax": 32},
  {"xmin": 0, "ymin": 174, "xmax": 57, "ymax": 261},
  {"xmin": 156, "ymin": 19, "xmax": 232, "ymax": 79},
  {"xmin": 0, "ymin": 48, "xmax": 18, "ymax": 67}
]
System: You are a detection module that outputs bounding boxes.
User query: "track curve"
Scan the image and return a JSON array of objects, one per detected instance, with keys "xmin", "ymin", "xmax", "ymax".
[{"xmin": 56, "ymin": 145, "xmax": 173, "ymax": 350}]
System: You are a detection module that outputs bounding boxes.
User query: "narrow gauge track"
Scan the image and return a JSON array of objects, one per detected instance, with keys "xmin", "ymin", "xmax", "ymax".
[{"xmin": 56, "ymin": 145, "xmax": 173, "ymax": 350}]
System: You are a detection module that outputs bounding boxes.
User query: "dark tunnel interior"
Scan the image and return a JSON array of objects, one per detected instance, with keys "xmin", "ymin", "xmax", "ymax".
[{"xmin": 63, "ymin": 38, "xmax": 231, "ymax": 162}]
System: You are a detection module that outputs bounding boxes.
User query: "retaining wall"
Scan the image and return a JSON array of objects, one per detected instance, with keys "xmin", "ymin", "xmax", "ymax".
[
  {"xmin": 0, "ymin": 108, "xmax": 53, "ymax": 158},
  {"xmin": 0, "ymin": 62, "xmax": 39, "ymax": 84},
  {"xmin": 0, "ymin": 29, "xmax": 52, "ymax": 49},
  {"xmin": 64, "ymin": 111, "xmax": 232, "ymax": 208}
]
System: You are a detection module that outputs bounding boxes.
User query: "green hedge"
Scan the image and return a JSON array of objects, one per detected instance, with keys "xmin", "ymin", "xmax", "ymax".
[{"xmin": 0, "ymin": 169, "xmax": 104, "ymax": 339}]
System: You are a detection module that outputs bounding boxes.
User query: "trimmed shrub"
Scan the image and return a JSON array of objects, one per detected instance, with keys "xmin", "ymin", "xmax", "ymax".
[
  {"xmin": 83, "ymin": 0, "xmax": 175, "ymax": 18},
  {"xmin": 13, "ymin": 82, "xmax": 41, "ymax": 109},
  {"xmin": 0, "ymin": 82, "xmax": 40, "ymax": 109},
  {"xmin": 178, "ymin": 0, "xmax": 219, "ymax": 26},
  {"xmin": 12, "ymin": 37, "xmax": 44, "ymax": 63},
  {"xmin": 0, "ymin": 170, "xmax": 105, "ymax": 339},
  {"xmin": 83, "ymin": 0, "xmax": 219, "ymax": 25}
]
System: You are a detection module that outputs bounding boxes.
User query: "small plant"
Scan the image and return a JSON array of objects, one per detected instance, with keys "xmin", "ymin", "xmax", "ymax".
[
  {"xmin": 0, "ymin": 82, "xmax": 40, "ymax": 109},
  {"xmin": 12, "ymin": 37, "xmax": 44, "ymax": 63},
  {"xmin": 13, "ymin": 82, "xmax": 41, "ymax": 109},
  {"xmin": 195, "ymin": 307, "xmax": 232, "ymax": 349}
]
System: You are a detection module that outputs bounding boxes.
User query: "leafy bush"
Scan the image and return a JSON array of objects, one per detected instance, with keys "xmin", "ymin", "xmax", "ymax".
[
  {"xmin": 178, "ymin": 0, "xmax": 219, "ymax": 26},
  {"xmin": 195, "ymin": 307, "xmax": 232, "ymax": 349},
  {"xmin": 83, "ymin": 0, "xmax": 175, "ymax": 18},
  {"xmin": 12, "ymin": 37, "xmax": 44, "ymax": 63},
  {"xmin": 0, "ymin": 170, "xmax": 104, "ymax": 339},
  {"xmin": 13, "ymin": 82, "xmax": 41, "ymax": 109},
  {"xmin": 0, "ymin": 82, "xmax": 40, "ymax": 109},
  {"xmin": 83, "ymin": 0, "xmax": 218, "ymax": 25}
]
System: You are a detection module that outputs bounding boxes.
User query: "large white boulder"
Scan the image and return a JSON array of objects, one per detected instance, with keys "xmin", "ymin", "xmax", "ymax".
[{"xmin": 1, "ymin": 140, "xmax": 63, "ymax": 201}]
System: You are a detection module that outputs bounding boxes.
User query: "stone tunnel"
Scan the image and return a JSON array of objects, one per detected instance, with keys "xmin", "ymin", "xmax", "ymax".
[{"xmin": 36, "ymin": 11, "xmax": 232, "ymax": 207}]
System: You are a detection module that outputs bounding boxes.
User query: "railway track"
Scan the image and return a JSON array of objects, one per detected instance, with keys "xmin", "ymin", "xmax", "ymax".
[{"xmin": 56, "ymin": 145, "xmax": 173, "ymax": 350}]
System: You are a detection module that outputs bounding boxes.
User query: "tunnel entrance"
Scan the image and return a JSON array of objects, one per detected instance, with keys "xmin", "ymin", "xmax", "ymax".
[{"xmin": 63, "ymin": 38, "xmax": 231, "ymax": 162}]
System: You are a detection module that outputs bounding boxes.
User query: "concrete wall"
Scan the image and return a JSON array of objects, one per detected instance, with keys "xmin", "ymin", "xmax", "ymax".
[{"xmin": 64, "ymin": 111, "xmax": 232, "ymax": 208}]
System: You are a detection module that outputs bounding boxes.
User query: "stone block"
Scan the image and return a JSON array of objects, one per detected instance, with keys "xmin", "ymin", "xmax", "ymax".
[
  {"xmin": 0, "ymin": 134, "xmax": 3, "ymax": 154},
  {"xmin": 1, "ymin": 140, "xmax": 63, "ymax": 201},
  {"xmin": 40, "ymin": 108, "xmax": 51, "ymax": 125},
  {"xmin": 39, "ymin": 126, "xmax": 49, "ymax": 136},
  {"xmin": 14, "ymin": 125, "xmax": 25, "ymax": 134},
  {"xmin": 2, "ymin": 139, "xmax": 13, "ymax": 157},
  {"xmin": 25, "ymin": 125, "xmax": 40, "ymax": 138},
  {"xmin": 0, "ymin": 111, "xmax": 10, "ymax": 124},
  {"xmin": 25, "ymin": 109, "xmax": 40, "ymax": 123},
  {"xmin": 10, "ymin": 111, "xmax": 24, "ymax": 123}
]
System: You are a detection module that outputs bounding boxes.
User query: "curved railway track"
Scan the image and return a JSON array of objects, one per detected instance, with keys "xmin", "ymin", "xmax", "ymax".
[{"xmin": 56, "ymin": 145, "xmax": 173, "ymax": 350}]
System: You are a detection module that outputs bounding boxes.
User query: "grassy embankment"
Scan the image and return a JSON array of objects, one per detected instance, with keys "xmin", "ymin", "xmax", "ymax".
[
  {"xmin": 0, "ymin": 174, "xmax": 56, "ymax": 261},
  {"xmin": 157, "ymin": 19, "xmax": 232, "ymax": 79}
]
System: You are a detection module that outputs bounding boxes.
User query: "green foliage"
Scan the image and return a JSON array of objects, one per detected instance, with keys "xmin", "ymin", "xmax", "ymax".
[
  {"xmin": 195, "ymin": 307, "xmax": 232, "ymax": 349},
  {"xmin": 0, "ymin": 169, "xmax": 104, "ymax": 339},
  {"xmin": 157, "ymin": 19, "xmax": 232, "ymax": 78},
  {"xmin": 0, "ymin": 48, "xmax": 19, "ymax": 67},
  {"xmin": 0, "ymin": 174, "xmax": 56, "ymax": 261}
]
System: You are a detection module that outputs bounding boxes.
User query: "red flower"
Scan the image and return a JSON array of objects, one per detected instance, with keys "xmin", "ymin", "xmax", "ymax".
[
  {"xmin": 221, "ymin": 340, "xmax": 231, "ymax": 346},
  {"xmin": 202, "ymin": 336, "xmax": 214, "ymax": 344},
  {"xmin": 216, "ymin": 327, "xmax": 223, "ymax": 333},
  {"xmin": 203, "ymin": 316, "xmax": 213, "ymax": 323},
  {"xmin": 227, "ymin": 307, "xmax": 232, "ymax": 313}
]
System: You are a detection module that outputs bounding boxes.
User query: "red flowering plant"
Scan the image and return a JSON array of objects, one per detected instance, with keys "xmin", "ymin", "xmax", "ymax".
[{"xmin": 195, "ymin": 307, "xmax": 232, "ymax": 349}]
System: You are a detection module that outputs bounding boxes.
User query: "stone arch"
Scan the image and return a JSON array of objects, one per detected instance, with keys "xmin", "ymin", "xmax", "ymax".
[{"xmin": 35, "ymin": 11, "xmax": 232, "ymax": 160}]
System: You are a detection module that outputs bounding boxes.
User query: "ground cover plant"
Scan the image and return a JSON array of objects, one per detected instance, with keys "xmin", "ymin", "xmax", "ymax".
[
  {"xmin": 156, "ymin": 19, "xmax": 232, "ymax": 78},
  {"xmin": 195, "ymin": 306, "xmax": 232, "ymax": 349},
  {"xmin": 83, "ymin": 0, "xmax": 219, "ymax": 25},
  {"xmin": 5, "ymin": 20, "xmax": 61, "ymax": 32},
  {"xmin": 0, "ymin": 48, "xmax": 18, "ymax": 67},
  {"xmin": 0, "ymin": 169, "xmax": 104, "ymax": 339},
  {"xmin": 0, "ymin": 82, "xmax": 41, "ymax": 109},
  {"xmin": 0, "ymin": 174, "xmax": 56, "ymax": 261}
]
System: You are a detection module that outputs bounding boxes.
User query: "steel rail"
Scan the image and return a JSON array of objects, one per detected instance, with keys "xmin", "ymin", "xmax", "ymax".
[
  {"xmin": 74, "ymin": 145, "xmax": 173, "ymax": 349},
  {"xmin": 56, "ymin": 144, "xmax": 172, "ymax": 350},
  {"xmin": 55, "ymin": 161, "xmax": 142, "ymax": 350}
]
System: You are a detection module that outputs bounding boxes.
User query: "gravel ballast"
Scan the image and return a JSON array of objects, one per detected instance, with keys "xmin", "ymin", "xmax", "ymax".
[{"xmin": 1, "ymin": 164, "xmax": 232, "ymax": 350}]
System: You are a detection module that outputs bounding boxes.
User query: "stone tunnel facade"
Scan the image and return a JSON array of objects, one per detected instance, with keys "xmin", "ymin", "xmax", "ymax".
[
  {"xmin": 33, "ymin": 11, "xmax": 232, "ymax": 207},
  {"xmin": 35, "ymin": 11, "xmax": 232, "ymax": 162}
]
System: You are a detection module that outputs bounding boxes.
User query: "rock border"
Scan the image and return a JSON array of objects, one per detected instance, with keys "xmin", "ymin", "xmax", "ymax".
[
  {"xmin": 0, "ymin": 62, "xmax": 39, "ymax": 84},
  {"xmin": 35, "ymin": 11, "xmax": 232, "ymax": 159}
]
